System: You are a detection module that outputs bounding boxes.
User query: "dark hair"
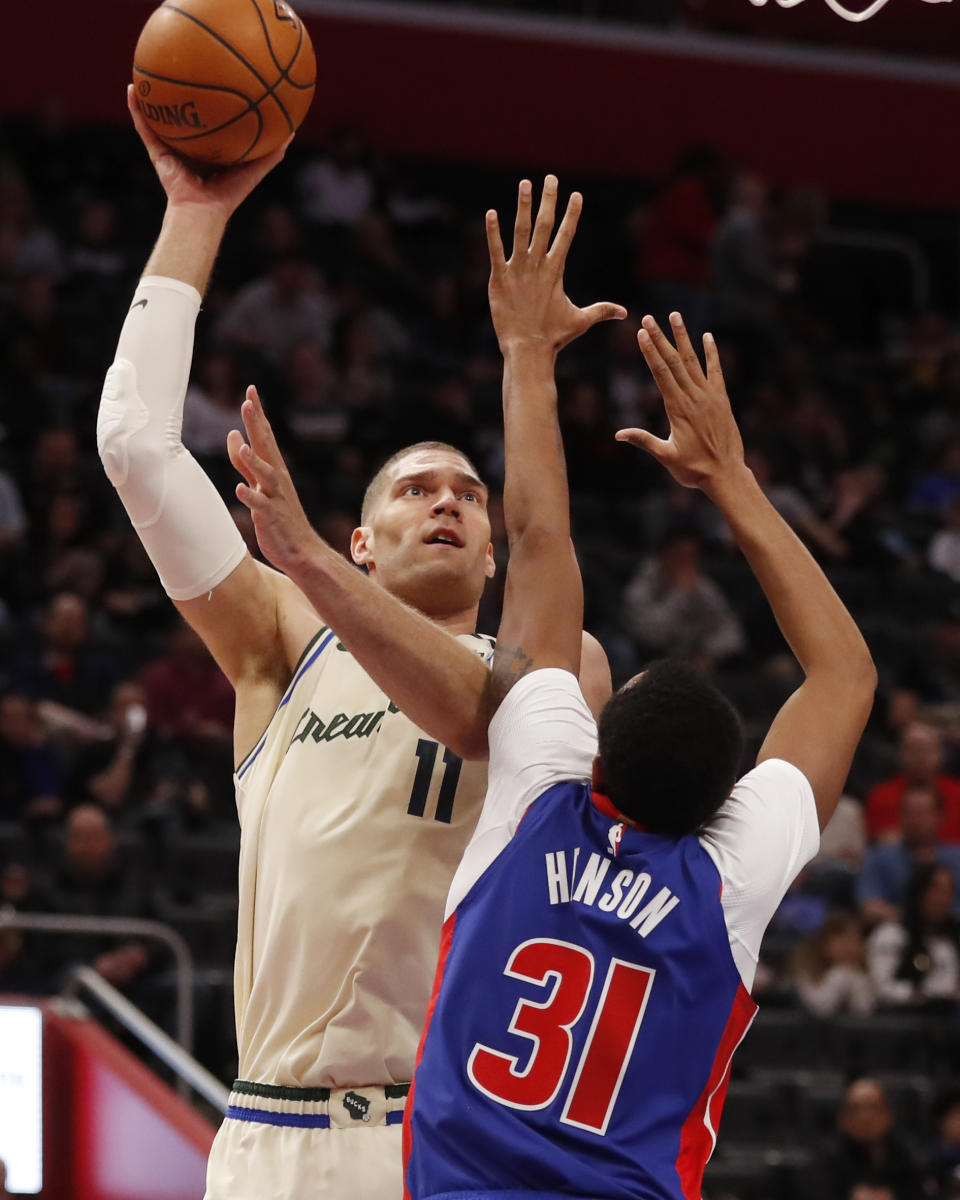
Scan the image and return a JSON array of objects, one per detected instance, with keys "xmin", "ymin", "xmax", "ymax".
[
  {"xmin": 895, "ymin": 862, "xmax": 958, "ymax": 990},
  {"xmin": 596, "ymin": 659, "xmax": 743, "ymax": 836}
]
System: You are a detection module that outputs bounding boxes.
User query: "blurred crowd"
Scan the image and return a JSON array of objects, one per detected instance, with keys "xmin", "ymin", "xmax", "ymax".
[{"xmin": 1, "ymin": 109, "xmax": 960, "ymax": 1196}]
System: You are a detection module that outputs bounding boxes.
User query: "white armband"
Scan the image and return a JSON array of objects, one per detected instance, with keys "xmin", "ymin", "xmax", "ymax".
[{"xmin": 97, "ymin": 276, "xmax": 247, "ymax": 601}]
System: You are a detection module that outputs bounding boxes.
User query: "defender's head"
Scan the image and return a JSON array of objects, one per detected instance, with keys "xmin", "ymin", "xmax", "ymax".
[
  {"xmin": 595, "ymin": 660, "xmax": 743, "ymax": 836},
  {"xmin": 352, "ymin": 442, "xmax": 495, "ymax": 618}
]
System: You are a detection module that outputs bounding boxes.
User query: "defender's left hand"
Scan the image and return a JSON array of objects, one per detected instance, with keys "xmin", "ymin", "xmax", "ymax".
[
  {"xmin": 486, "ymin": 175, "xmax": 626, "ymax": 357},
  {"xmin": 228, "ymin": 387, "xmax": 322, "ymax": 574}
]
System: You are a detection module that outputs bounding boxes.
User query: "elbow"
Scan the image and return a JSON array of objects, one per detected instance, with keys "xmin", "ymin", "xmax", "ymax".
[
  {"xmin": 98, "ymin": 358, "xmax": 167, "ymax": 487},
  {"xmin": 853, "ymin": 641, "xmax": 879, "ymax": 695},
  {"xmin": 449, "ymin": 722, "xmax": 489, "ymax": 763}
]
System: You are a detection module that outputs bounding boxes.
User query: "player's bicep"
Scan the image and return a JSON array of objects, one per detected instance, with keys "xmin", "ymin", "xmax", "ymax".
[
  {"xmin": 175, "ymin": 556, "xmax": 285, "ymax": 686},
  {"xmin": 757, "ymin": 674, "xmax": 875, "ymax": 831}
]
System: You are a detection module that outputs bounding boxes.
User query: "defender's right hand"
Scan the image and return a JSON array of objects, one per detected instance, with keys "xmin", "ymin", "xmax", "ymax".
[
  {"xmin": 127, "ymin": 85, "xmax": 291, "ymax": 219},
  {"xmin": 616, "ymin": 313, "xmax": 746, "ymax": 492}
]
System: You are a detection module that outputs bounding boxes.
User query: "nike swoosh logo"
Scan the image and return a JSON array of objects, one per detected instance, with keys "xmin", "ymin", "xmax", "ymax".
[{"xmin": 131, "ymin": 299, "xmax": 148, "ymax": 311}]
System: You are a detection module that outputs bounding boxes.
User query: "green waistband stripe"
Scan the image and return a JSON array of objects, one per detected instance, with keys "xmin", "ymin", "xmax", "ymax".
[
  {"xmin": 384, "ymin": 1084, "xmax": 411, "ymax": 1099},
  {"xmin": 233, "ymin": 1080, "xmax": 331, "ymax": 1102}
]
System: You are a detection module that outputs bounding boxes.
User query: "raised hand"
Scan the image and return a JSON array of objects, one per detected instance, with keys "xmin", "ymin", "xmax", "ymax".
[
  {"xmin": 127, "ymin": 84, "xmax": 291, "ymax": 219},
  {"xmin": 486, "ymin": 175, "xmax": 626, "ymax": 356},
  {"xmin": 616, "ymin": 313, "xmax": 745, "ymax": 492},
  {"xmin": 228, "ymin": 387, "xmax": 321, "ymax": 573}
]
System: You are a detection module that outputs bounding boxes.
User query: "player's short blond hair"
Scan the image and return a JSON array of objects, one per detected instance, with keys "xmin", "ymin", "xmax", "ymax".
[{"xmin": 360, "ymin": 442, "xmax": 483, "ymax": 525}]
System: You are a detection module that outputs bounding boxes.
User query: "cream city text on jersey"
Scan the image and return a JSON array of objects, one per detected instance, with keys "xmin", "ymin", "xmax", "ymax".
[
  {"xmin": 544, "ymin": 849, "xmax": 680, "ymax": 938},
  {"xmin": 289, "ymin": 701, "xmax": 401, "ymax": 748}
]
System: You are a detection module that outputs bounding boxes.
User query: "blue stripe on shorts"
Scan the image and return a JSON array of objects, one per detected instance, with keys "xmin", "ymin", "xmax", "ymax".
[{"xmin": 226, "ymin": 1105, "xmax": 331, "ymax": 1129}]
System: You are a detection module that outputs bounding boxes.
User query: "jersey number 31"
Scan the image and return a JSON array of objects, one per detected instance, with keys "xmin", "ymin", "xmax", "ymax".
[{"xmin": 467, "ymin": 938, "xmax": 655, "ymax": 1136}]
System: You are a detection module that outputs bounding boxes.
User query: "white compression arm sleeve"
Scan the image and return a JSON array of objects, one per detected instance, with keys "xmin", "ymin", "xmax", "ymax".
[{"xmin": 97, "ymin": 275, "xmax": 247, "ymax": 601}]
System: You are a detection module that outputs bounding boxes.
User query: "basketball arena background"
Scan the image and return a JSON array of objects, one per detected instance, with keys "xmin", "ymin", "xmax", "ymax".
[{"xmin": 1, "ymin": 1, "xmax": 959, "ymax": 1197}]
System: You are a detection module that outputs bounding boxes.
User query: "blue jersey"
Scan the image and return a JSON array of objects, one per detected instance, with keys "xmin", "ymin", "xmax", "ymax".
[{"xmin": 404, "ymin": 670, "xmax": 818, "ymax": 1200}]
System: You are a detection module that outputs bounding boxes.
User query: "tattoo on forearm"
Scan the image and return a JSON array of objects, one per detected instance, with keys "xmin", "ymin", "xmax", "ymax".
[{"xmin": 491, "ymin": 643, "xmax": 536, "ymax": 700}]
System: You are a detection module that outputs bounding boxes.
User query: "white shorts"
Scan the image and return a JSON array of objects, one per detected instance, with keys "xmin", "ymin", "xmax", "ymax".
[{"xmin": 204, "ymin": 1080, "xmax": 408, "ymax": 1200}]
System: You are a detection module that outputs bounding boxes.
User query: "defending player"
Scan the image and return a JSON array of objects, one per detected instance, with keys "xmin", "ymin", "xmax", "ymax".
[
  {"xmin": 401, "ymin": 180, "xmax": 877, "ymax": 1199},
  {"xmin": 97, "ymin": 97, "xmax": 613, "ymax": 1200}
]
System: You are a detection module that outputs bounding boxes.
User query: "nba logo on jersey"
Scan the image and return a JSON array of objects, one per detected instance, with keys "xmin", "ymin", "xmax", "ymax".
[{"xmin": 608, "ymin": 822, "xmax": 625, "ymax": 856}]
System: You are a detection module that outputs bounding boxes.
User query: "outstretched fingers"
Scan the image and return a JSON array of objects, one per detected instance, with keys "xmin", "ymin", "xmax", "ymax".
[
  {"xmin": 668, "ymin": 313, "xmax": 706, "ymax": 386},
  {"xmin": 702, "ymin": 330, "xmax": 725, "ymax": 386},
  {"xmin": 227, "ymin": 432, "xmax": 272, "ymax": 511},
  {"xmin": 242, "ymin": 386, "xmax": 284, "ymax": 465},
  {"xmin": 512, "ymin": 179, "xmax": 533, "ymax": 259},
  {"xmin": 640, "ymin": 316, "xmax": 694, "ymax": 396},
  {"xmin": 529, "ymin": 174, "xmax": 559, "ymax": 259},
  {"xmin": 615, "ymin": 427, "xmax": 673, "ymax": 465},
  {"xmin": 637, "ymin": 325, "xmax": 687, "ymax": 406},
  {"xmin": 581, "ymin": 301, "xmax": 628, "ymax": 328},
  {"xmin": 548, "ymin": 191, "xmax": 582, "ymax": 270},
  {"xmin": 485, "ymin": 209, "xmax": 506, "ymax": 274}
]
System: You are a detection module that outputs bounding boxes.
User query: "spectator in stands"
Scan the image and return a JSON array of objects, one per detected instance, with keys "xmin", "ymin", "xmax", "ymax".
[
  {"xmin": 180, "ymin": 349, "xmax": 245, "ymax": 461},
  {"xmin": 68, "ymin": 680, "xmax": 159, "ymax": 814},
  {"xmin": 817, "ymin": 796, "xmax": 868, "ymax": 873},
  {"xmin": 621, "ymin": 529, "xmax": 744, "ymax": 668},
  {"xmin": 847, "ymin": 1184, "xmax": 896, "ymax": 1200},
  {"xmin": 638, "ymin": 145, "xmax": 722, "ymax": 341},
  {"xmin": 928, "ymin": 497, "xmax": 960, "ymax": 584},
  {"xmin": 909, "ymin": 439, "xmax": 960, "ymax": 518},
  {"xmin": 0, "ymin": 166, "xmax": 62, "ymax": 283},
  {"xmin": 710, "ymin": 171, "xmax": 781, "ymax": 370},
  {"xmin": 283, "ymin": 341, "xmax": 349, "ymax": 453},
  {"xmin": 560, "ymin": 379, "xmax": 622, "ymax": 500},
  {"xmin": 741, "ymin": 446, "xmax": 849, "ymax": 560},
  {"xmin": 24, "ymin": 428, "xmax": 96, "ymax": 520},
  {"xmin": 866, "ymin": 722, "xmax": 960, "ymax": 844},
  {"xmin": 0, "ymin": 692, "xmax": 64, "ymax": 823},
  {"xmin": 215, "ymin": 253, "xmax": 337, "ymax": 367},
  {"xmin": 867, "ymin": 863, "xmax": 960, "ymax": 1009},
  {"xmin": 49, "ymin": 805, "xmax": 149, "ymax": 989},
  {"xmin": 815, "ymin": 1078, "xmax": 928, "ymax": 1200},
  {"xmin": 857, "ymin": 786, "xmax": 960, "ymax": 925},
  {"xmin": 791, "ymin": 911, "xmax": 875, "ymax": 1018},
  {"xmin": 0, "ymin": 466, "xmax": 27, "ymax": 552},
  {"xmin": 8, "ymin": 591, "xmax": 116, "ymax": 717},
  {"xmin": 296, "ymin": 125, "xmax": 375, "ymax": 227},
  {"xmin": 0, "ymin": 861, "xmax": 53, "ymax": 992},
  {"xmin": 930, "ymin": 1093, "xmax": 960, "ymax": 1189},
  {"xmin": 139, "ymin": 622, "xmax": 233, "ymax": 809},
  {"xmin": 139, "ymin": 623, "xmax": 233, "ymax": 750}
]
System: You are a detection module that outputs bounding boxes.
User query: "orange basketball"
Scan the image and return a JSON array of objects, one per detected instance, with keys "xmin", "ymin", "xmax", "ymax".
[{"xmin": 132, "ymin": 0, "xmax": 316, "ymax": 165}]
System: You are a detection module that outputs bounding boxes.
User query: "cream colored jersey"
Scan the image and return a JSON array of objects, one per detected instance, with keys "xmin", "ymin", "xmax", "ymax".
[{"xmin": 232, "ymin": 624, "xmax": 494, "ymax": 1088}]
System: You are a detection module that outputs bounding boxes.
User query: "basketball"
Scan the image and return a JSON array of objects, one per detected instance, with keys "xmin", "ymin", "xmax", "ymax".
[{"xmin": 132, "ymin": 0, "xmax": 316, "ymax": 165}]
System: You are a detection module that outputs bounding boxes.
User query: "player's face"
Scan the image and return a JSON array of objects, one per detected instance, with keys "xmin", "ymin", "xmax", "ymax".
[{"xmin": 352, "ymin": 449, "xmax": 496, "ymax": 617}]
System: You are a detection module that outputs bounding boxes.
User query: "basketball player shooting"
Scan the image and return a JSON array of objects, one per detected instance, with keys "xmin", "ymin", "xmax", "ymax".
[
  {"xmin": 97, "ymin": 97, "xmax": 612, "ymax": 1200},
  {"xmin": 400, "ymin": 179, "xmax": 878, "ymax": 1200}
]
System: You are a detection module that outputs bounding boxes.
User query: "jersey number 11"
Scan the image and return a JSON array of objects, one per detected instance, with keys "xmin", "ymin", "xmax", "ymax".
[{"xmin": 407, "ymin": 739, "xmax": 463, "ymax": 823}]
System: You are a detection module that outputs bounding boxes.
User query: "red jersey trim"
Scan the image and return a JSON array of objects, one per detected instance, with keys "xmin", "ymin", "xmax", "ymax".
[
  {"xmin": 674, "ymin": 982, "xmax": 757, "ymax": 1200},
  {"xmin": 403, "ymin": 912, "xmax": 457, "ymax": 1200}
]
